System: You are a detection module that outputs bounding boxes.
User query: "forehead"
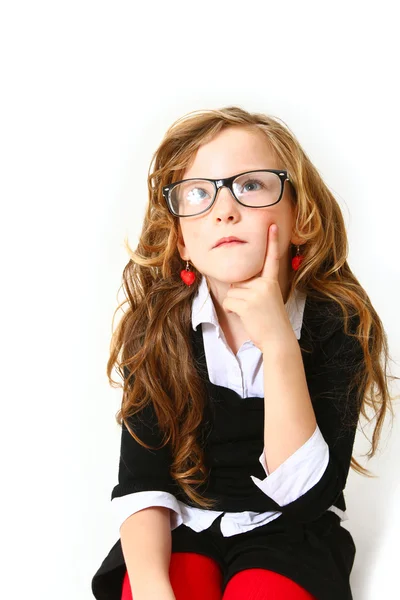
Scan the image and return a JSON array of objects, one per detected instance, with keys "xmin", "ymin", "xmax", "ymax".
[{"xmin": 182, "ymin": 125, "xmax": 277, "ymax": 180}]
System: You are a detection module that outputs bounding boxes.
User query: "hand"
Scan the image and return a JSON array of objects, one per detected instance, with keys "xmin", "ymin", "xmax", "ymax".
[{"xmin": 222, "ymin": 224, "xmax": 296, "ymax": 353}]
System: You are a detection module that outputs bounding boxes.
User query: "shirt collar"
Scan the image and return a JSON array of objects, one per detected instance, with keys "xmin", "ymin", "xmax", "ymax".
[{"xmin": 192, "ymin": 275, "xmax": 306, "ymax": 341}]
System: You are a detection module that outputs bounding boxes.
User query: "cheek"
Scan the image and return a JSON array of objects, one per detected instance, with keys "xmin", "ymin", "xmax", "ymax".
[
  {"xmin": 181, "ymin": 223, "xmax": 202, "ymax": 249},
  {"xmin": 260, "ymin": 216, "xmax": 285, "ymax": 240},
  {"xmin": 262, "ymin": 217, "xmax": 292, "ymax": 256}
]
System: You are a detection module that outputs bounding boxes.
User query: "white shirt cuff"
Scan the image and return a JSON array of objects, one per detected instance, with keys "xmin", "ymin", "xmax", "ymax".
[
  {"xmin": 250, "ymin": 424, "xmax": 329, "ymax": 506},
  {"xmin": 111, "ymin": 490, "xmax": 184, "ymax": 533}
]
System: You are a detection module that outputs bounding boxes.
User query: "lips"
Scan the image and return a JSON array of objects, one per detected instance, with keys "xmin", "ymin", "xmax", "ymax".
[
  {"xmin": 216, "ymin": 240, "xmax": 244, "ymax": 247},
  {"xmin": 213, "ymin": 237, "xmax": 246, "ymax": 248}
]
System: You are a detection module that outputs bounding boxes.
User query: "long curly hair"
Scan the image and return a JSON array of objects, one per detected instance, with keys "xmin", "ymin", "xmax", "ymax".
[{"xmin": 107, "ymin": 106, "xmax": 398, "ymax": 509}]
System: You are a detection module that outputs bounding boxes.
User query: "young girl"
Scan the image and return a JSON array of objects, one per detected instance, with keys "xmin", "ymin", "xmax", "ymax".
[{"xmin": 91, "ymin": 106, "xmax": 396, "ymax": 600}]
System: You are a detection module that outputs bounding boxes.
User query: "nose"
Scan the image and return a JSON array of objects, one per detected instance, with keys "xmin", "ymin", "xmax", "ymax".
[{"xmin": 212, "ymin": 185, "xmax": 240, "ymax": 217}]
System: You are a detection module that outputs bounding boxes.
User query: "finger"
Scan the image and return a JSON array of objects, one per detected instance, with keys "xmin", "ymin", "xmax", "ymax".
[
  {"xmin": 223, "ymin": 296, "xmax": 246, "ymax": 314},
  {"xmin": 261, "ymin": 224, "xmax": 280, "ymax": 280},
  {"xmin": 229, "ymin": 276, "xmax": 253, "ymax": 289}
]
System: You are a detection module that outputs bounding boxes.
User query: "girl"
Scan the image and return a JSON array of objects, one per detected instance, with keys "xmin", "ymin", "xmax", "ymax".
[{"xmin": 91, "ymin": 106, "xmax": 396, "ymax": 600}]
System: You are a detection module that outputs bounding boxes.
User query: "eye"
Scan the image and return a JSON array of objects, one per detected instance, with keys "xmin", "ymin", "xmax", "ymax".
[
  {"xmin": 238, "ymin": 178, "xmax": 266, "ymax": 194},
  {"xmin": 188, "ymin": 187, "xmax": 208, "ymax": 199},
  {"xmin": 187, "ymin": 187, "xmax": 210, "ymax": 203},
  {"xmin": 242, "ymin": 180, "xmax": 262, "ymax": 192}
]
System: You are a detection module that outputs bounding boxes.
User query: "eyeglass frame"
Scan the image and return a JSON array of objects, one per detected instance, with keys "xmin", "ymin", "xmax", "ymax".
[{"xmin": 162, "ymin": 169, "xmax": 291, "ymax": 218}]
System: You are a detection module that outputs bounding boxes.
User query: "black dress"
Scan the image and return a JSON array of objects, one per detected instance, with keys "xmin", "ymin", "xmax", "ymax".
[{"xmin": 91, "ymin": 295, "xmax": 365, "ymax": 600}]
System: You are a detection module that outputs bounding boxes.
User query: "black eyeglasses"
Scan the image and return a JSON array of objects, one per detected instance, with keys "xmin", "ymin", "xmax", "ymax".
[{"xmin": 162, "ymin": 169, "xmax": 290, "ymax": 217}]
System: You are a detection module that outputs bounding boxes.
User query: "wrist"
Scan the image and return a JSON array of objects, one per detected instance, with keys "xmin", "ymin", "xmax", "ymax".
[
  {"xmin": 261, "ymin": 334, "xmax": 300, "ymax": 358},
  {"xmin": 133, "ymin": 579, "xmax": 175, "ymax": 600}
]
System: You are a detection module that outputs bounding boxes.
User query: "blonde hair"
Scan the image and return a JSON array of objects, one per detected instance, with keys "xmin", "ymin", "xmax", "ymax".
[{"xmin": 108, "ymin": 106, "xmax": 398, "ymax": 509}]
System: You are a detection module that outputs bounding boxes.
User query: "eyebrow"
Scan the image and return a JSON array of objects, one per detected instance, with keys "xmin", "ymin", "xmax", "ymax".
[{"xmin": 179, "ymin": 168, "xmax": 276, "ymax": 180}]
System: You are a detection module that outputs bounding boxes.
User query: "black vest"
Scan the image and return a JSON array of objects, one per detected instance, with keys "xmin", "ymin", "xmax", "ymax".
[
  {"xmin": 92, "ymin": 293, "xmax": 363, "ymax": 600},
  {"xmin": 186, "ymin": 293, "xmax": 351, "ymax": 517}
]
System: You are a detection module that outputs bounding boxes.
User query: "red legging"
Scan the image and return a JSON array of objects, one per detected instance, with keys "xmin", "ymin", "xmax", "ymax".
[{"xmin": 121, "ymin": 551, "xmax": 316, "ymax": 600}]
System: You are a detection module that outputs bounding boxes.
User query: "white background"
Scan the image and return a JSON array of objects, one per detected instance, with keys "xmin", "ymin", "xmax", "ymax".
[{"xmin": 1, "ymin": 1, "xmax": 399, "ymax": 598}]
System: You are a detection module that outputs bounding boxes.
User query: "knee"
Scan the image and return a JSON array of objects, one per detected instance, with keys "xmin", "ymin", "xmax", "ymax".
[{"xmin": 223, "ymin": 568, "xmax": 316, "ymax": 600}]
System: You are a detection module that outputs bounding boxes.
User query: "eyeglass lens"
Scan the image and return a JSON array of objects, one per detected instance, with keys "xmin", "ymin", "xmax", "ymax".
[{"xmin": 169, "ymin": 171, "xmax": 282, "ymax": 217}]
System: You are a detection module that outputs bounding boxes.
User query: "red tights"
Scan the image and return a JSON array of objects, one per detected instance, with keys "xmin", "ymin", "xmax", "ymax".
[{"xmin": 121, "ymin": 551, "xmax": 316, "ymax": 599}]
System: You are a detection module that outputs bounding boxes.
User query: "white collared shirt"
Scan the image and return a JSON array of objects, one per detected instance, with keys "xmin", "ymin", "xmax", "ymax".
[{"xmin": 111, "ymin": 276, "xmax": 346, "ymax": 537}]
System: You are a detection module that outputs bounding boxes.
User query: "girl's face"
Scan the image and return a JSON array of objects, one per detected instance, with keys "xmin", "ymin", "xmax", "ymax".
[{"xmin": 177, "ymin": 125, "xmax": 299, "ymax": 297}]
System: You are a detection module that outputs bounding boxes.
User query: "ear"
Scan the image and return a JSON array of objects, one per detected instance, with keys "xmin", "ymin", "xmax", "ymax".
[
  {"xmin": 288, "ymin": 203, "xmax": 305, "ymax": 247},
  {"xmin": 290, "ymin": 227, "xmax": 307, "ymax": 247},
  {"xmin": 291, "ymin": 236, "xmax": 307, "ymax": 246},
  {"xmin": 177, "ymin": 225, "xmax": 190, "ymax": 261}
]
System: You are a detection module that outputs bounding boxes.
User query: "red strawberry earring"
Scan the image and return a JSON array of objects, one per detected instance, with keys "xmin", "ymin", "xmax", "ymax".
[
  {"xmin": 181, "ymin": 246, "xmax": 303, "ymax": 286},
  {"xmin": 291, "ymin": 244, "xmax": 304, "ymax": 271},
  {"xmin": 180, "ymin": 260, "xmax": 196, "ymax": 286}
]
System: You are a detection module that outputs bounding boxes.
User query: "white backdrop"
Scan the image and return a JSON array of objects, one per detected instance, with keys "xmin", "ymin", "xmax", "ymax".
[{"xmin": 1, "ymin": 1, "xmax": 399, "ymax": 598}]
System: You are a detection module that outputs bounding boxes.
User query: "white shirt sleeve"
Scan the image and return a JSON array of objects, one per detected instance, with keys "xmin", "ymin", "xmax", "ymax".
[
  {"xmin": 250, "ymin": 424, "xmax": 330, "ymax": 506},
  {"xmin": 111, "ymin": 490, "xmax": 184, "ymax": 533}
]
